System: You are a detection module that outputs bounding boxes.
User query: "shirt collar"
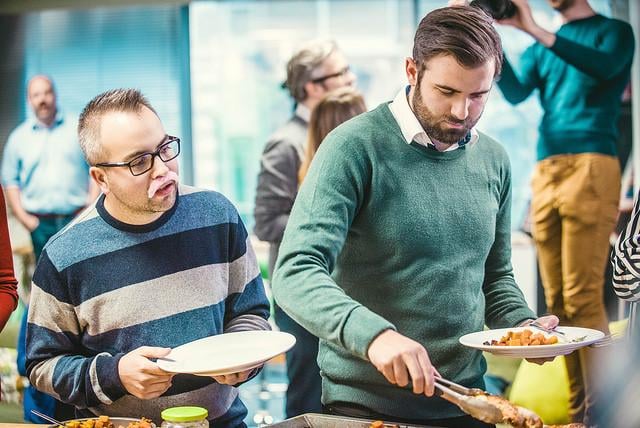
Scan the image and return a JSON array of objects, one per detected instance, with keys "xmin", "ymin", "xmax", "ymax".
[
  {"xmin": 31, "ymin": 110, "xmax": 64, "ymax": 130},
  {"xmin": 295, "ymin": 104, "xmax": 311, "ymax": 123},
  {"xmin": 389, "ymin": 85, "xmax": 478, "ymax": 151}
]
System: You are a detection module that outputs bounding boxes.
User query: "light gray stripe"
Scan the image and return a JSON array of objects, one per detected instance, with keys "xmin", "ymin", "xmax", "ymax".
[
  {"xmin": 225, "ymin": 314, "xmax": 271, "ymax": 332},
  {"xmin": 90, "ymin": 353, "xmax": 114, "ymax": 405},
  {"xmin": 93, "ymin": 382, "xmax": 238, "ymax": 424},
  {"xmin": 29, "ymin": 285, "xmax": 80, "ymax": 335},
  {"xmin": 78, "ymin": 253, "xmax": 258, "ymax": 336},
  {"xmin": 229, "ymin": 237, "xmax": 261, "ymax": 294},
  {"xmin": 29, "ymin": 356, "xmax": 63, "ymax": 401},
  {"xmin": 79, "ymin": 264, "xmax": 228, "ymax": 336}
]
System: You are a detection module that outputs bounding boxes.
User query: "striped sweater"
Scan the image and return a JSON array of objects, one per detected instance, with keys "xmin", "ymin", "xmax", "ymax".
[
  {"xmin": 26, "ymin": 185, "xmax": 271, "ymax": 425},
  {"xmin": 612, "ymin": 193, "xmax": 640, "ymax": 302}
]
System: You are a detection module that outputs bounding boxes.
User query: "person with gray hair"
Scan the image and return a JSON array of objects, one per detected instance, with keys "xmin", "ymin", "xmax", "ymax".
[{"xmin": 254, "ymin": 39, "xmax": 355, "ymax": 418}]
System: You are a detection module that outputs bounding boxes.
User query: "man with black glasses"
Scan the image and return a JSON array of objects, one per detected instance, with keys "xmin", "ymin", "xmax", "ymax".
[
  {"xmin": 254, "ymin": 39, "xmax": 355, "ymax": 418},
  {"xmin": 25, "ymin": 89, "xmax": 271, "ymax": 427}
]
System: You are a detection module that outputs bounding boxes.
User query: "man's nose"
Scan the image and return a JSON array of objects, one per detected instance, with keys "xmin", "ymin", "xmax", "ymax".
[
  {"xmin": 450, "ymin": 98, "xmax": 470, "ymax": 121},
  {"xmin": 150, "ymin": 153, "xmax": 171, "ymax": 177}
]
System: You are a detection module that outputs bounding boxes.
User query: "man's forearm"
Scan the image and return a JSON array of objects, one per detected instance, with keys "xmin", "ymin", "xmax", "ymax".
[{"xmin": 4, "ymin": 186, "xmax": 36, "ymax": 229}]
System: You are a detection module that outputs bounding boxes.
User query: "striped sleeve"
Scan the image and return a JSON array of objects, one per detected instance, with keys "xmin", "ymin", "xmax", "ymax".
[
  {"xmin": 612, "ymin": 193, "xmax": 640, "ymax": 301},
  {"xmin": 25, "ymin": 252, "xmax": 126, "ymax": 409},
  {"xmin": 223, "ymin": 213, "xmax": 271, "ymax": 333}
]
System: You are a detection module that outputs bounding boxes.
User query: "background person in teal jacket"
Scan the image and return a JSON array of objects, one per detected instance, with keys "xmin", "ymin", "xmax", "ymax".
[{"xmin": 495, "ymin": 0, "xmax": 635, "ymax": 424}]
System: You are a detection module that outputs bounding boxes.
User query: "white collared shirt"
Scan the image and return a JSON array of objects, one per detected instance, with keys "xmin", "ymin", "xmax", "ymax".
[
  {"xmin": 389, "ymin": 86, "xmax": 478, "ymax": 151},
  {"xmin": 295, "ymin": 104, "xmax": 311, "ymax": 123}
]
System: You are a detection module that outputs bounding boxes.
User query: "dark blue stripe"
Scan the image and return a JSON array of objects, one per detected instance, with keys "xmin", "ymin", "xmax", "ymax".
[
  {"xmin": 46, "ymin": 189, "xmax": 239, "ymax": 271},
  {"xmin": 224, "ymin": 275, "xmax": 270, "ymax": 326},
  {"xmin": 36, "ymin": 224, "xmax": 248, "ymax": 305}
]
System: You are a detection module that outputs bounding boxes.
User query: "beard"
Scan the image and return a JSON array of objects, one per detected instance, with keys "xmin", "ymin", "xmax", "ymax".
[
  {"xmin": 411, "ymin": 82, "xmax": 479, "ymax": 145},
  {"xmin": 110, "ymin": 181, "xmax": 177, "ymax": 220},
  {"xmin": 548, "ymin": 0, "xmax": 574, "ymax": 12}
]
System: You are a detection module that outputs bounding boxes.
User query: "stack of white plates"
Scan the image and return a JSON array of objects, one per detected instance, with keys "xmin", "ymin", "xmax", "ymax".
[{"xmin": 459, "ymin": 326, "xmax": 605, "ymax": 358}]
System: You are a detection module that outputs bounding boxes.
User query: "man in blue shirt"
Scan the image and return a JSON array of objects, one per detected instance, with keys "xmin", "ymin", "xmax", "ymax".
[{"xmin": 1, "ymin": 75, "xmax": 98, "ymax": 423}]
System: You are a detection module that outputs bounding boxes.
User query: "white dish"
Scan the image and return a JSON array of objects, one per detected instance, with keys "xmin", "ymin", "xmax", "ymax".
[
  {"xmin": 459, "ymin": 326, "xmax": 605, "ymax": 358},
  {"xmin": 157, "ymin": 330, "xmax": 296, "ymax": 375}
]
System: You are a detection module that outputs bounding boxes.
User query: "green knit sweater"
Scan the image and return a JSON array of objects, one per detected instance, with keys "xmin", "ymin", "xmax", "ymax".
[
  {"xmin": 272, "ymin": 103, "xmax": 536, "ymax": 419},
  {"xmin": 498, "ymin": 14, "xmax": 634, "ymax": 161}
]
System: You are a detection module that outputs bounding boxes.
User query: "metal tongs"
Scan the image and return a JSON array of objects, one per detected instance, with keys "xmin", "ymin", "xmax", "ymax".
[{"xmin": 433, "ymin": 377, "xmax": 503, "ymax": 424}]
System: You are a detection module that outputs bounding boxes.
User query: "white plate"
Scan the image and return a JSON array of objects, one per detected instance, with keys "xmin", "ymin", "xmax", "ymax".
[
  {"xmin": 459, "ymin": 326, "xmax": 605, "ymax": 358},
  {"xmin": 157, "ymin": 331, "xmax": 296, "ymax": 375}
]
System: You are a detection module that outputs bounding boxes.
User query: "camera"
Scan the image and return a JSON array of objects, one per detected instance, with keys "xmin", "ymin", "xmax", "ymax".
[{"xmin": 470, "ymin": 0, "xmax": 517, "ymax": 20}]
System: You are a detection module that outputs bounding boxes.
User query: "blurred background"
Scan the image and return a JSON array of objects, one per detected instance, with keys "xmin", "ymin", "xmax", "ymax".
[{"xmin": 0, "ymin": 0, "xmax": 637, "ymax": 426}]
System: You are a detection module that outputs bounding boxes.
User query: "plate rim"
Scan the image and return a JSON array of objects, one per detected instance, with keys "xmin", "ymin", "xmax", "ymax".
[
  {"xmin": 157, "ymin": 330, "xmax": 295, "ymax": 374},
  {"xmin": 459, "ymin": 326, "xmax": 605, "ymax": 357}
]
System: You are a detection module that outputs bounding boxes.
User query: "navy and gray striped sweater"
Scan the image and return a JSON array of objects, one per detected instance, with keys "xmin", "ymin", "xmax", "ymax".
[{"xmin": 26, "ymin": 185, "xmax": 271, "ymax": 426}]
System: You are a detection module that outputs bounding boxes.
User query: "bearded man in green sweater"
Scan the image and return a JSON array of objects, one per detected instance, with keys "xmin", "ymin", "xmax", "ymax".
[
  {"xmin": 495, "ymin": 0, "xmax": 634, "ymax": 424},
  {"xmin": 272, "ymin": 5, "xmax": 556, "ymax": 428}
]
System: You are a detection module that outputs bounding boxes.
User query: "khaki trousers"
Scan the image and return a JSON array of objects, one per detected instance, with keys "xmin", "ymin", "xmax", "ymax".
[{"xmin": 530, "ymin": 153, "xmax": 619, "ymax": 423}]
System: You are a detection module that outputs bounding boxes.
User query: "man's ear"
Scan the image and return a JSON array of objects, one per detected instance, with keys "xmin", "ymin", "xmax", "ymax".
[
  {"xmin": 90, "ymin": 166, "xmax": 110, "ymax": 195},
  {"xmin": 405, "ymin": 57, "xmax": 419, "ymax": 86},
  {"xmin": 303, "ymin": 80, "xmax": 323, "ymax": 103}
]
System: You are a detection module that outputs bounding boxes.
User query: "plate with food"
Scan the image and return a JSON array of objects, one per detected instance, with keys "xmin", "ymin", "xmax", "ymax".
[
  {"xmin": 459, "ymin": 326, "xmax": 604, "ymax": 358},
  {"xmin": 157, "ymin": 330, "xmax": 296, "ymax": 376},
  {"xmin": 54, "ymin": 416, "xmax": 154, "ymax": 428}
]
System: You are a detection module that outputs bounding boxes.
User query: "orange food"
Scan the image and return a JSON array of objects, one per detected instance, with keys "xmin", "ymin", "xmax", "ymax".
[
  {"xmin": 369, "ymin": 421, "xmax": 384, "ymax": 428},
  {"xmin": 484, "ymin": 328, "xmax": 559, "ymax": 347},
  {"xmin": 64, "ymin": 417, "xmax": 153, "ymax": 428}
]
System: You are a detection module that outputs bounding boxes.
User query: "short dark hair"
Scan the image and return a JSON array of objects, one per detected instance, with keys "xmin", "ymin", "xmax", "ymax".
[
  {"xmin": 78, "ymin": 88, "xmax": 157, "ymax": 164},
  {"xmin": 413, "ymin": 6, "xmax": 502, "ymax": 77}
]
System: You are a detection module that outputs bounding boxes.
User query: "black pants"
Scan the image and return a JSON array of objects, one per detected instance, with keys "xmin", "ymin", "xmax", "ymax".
[
  {"xmin": 324, "ymin": 401, "xmax": 496, "ymax": 428},
  {"xmin": 274, "ymin": 304, "xmax": 322, "ymax": 418}
]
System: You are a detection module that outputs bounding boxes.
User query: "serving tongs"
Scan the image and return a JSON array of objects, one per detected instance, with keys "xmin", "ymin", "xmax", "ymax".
[
  {"xmin": 433, "ymin": 377, "xmax": 503, "ymax": 424},
  {"xmin": 31, "ymin": 410, "xmax": 66, "ymax": 427}
]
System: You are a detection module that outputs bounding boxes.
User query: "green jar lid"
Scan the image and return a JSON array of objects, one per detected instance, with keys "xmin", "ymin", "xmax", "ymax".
[{"xmin": 161, "ymin": 406, "xmax": 208, "ymax": 422}]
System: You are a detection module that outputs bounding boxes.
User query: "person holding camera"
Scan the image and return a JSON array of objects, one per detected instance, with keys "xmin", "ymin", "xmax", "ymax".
[{"xmin": 492, "ymin": 0, "xmax": 634, "ymax": 424}]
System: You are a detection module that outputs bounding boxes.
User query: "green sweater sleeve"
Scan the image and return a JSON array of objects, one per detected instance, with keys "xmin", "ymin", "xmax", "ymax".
[
  {"xmin": 272, "ymin": 135, "xmax": 395, "ymax": 360},
  {"xmin": 482, "ymin": 159, "xmax": 537, "ymax": 328},
  {"xmin": 550, "ymin": 21, "xmax": 635, "ymax": 81},
  {"xmin": 497, "ymin": 48, "xmax": 539, "ymax": 105}
]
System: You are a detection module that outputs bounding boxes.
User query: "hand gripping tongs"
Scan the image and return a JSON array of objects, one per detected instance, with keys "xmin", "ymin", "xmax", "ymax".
[{"xmin": 433, "ymin": 377, "xmax": 504, "ymax": 424}]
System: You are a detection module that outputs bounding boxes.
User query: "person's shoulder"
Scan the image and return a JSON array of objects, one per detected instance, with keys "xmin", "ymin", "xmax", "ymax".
[
  {"xmin": 7, "ymin": 119, "xmax": 35, "ymax": 140},
  {"xmin": 329, "ymin": 103, "xmax": 394, "ymax": 141},
  {"xmin": 41, "ymin": 207, "xmax": 102, "ymax": 266},
  {"xmin": 178, "ymin": 185, "xmax": 240, "ymax": 221},
  {"xmin": 475, "ymin": 130, "xmax": 509, "ymax": 159},
  {"xmin": 587, "ymin": 14, "xmax": 633, "ymax": 34},
  {"xmin": 265, "ymin": 116, "xmax": 307, "ymax": 149}
]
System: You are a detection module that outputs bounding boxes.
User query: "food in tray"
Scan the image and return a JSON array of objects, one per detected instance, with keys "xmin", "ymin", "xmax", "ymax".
[
  {"xmin": 368, "ymin": 421, "xmax": 399, "ymax": 428},
  {"xmin": 472, "ymin": 392, "xmax": 543, "ymax": 428},
  {"xmin": 483, "ymin": 328, "xmax": 559, "ymax": 346},
  {"xmin": 63, "ymin": 416, "xmax": 153, "ymax": 428}
]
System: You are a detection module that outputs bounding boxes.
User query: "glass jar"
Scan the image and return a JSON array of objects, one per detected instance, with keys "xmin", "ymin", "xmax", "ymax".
[{"xmin": 161, "ymin": 406, "xmax": 209, "ymax": 428}]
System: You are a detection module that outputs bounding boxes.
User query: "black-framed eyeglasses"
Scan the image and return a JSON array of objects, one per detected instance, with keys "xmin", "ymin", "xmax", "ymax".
[
  {"xmin": 95, "ymin": 136, "xmax": 180, "ymax": 176},
  {"xmin": 310, "ymin": 66, "xmax": 351, "ymax": 84}
]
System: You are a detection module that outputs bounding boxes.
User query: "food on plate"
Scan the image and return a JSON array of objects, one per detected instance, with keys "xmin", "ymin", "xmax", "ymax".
[
  {"xmin": 368, "ymin": 421, "xmax": 398, "ymax": 428},
  {"xmin": 473, "ymin": 392, "xmax": 543, "ymax": 428},
  {"xmin": 63, "ymin": 416, "xmax": 153, "ymax": 428},
  {"xmin": 483, "ymin": 328, "xmax": 559, "ymax": 346},
  {"xmin": 546, "ymin": 424, "xmax": 586, "ymax": 428}
]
